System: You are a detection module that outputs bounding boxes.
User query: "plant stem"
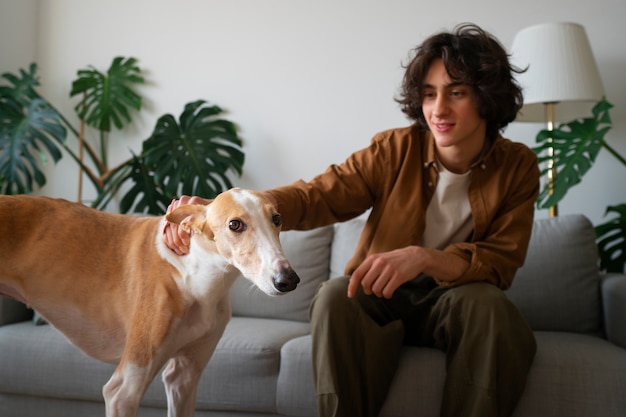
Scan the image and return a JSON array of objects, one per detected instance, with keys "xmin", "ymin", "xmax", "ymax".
[
  {"xmin": 54, "ymin": 110, "xmax": 80, "ymax": 138},
  {"xmin": 44, "ymin": 99, "xmax": 103, "ymax": 167},
  {"xmin": 78, "ymin": 114, "xmax": 85, "ymax": 202},
  {"xmin": 602, "ymin": 142, "xmax": 626, "ymax": 167},
  {"xmin": 100, "ymin": 130, "xmax": 107, "ymax": 172}
]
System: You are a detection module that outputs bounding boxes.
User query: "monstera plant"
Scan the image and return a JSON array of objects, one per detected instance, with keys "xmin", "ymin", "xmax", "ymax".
[
  {"xmin": 0, "ymin": 58, "xmax": 244, "ymax": 214},
  {"xmin": 533, "ymin": 98, "xmax": 626, "ymax": 272}
]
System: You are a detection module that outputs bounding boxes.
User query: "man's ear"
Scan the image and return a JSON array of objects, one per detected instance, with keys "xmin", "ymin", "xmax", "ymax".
[{"xmin": 166, "ymin": 205, "xmax": 213, "ymax": 239}]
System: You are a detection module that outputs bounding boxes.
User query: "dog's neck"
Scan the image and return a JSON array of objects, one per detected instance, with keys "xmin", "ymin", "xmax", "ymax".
[{"xmin": 155, "ymin": 229, "xmax": 239, "ymax": 301}]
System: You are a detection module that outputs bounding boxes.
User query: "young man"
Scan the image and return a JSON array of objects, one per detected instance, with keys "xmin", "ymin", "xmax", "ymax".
[{"xmin": 164, "ymin": 23, "xmax": 540, "ymax": 417}]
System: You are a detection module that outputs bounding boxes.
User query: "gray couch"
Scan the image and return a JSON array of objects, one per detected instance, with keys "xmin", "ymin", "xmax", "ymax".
[{"xmin": 1, "ymin": 214, "xmax": 625, "ymax": 417}]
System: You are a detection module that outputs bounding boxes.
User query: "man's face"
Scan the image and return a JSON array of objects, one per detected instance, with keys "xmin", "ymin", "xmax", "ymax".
[{"xmin": 421, "ymin": 59, "xmax": 487, "ymax": 172}]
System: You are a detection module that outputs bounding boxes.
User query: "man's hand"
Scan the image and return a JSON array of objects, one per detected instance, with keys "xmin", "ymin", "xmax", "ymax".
[
  {"xmin": 162, "ymin": 196, "xmax": 211, "ymax": 255},
  {"xmin": 347, "ymin": 245, "xmax": 471, "ymax": 298},
  {"xmin": 347, "ymin": 246, "xmax": 422, "ymax": 299}
]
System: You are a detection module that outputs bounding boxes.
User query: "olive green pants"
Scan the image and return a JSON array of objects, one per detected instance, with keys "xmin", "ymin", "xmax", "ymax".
[{"xmin": 310, "ymin": 276, "xmax": 536, "ymax": 417}]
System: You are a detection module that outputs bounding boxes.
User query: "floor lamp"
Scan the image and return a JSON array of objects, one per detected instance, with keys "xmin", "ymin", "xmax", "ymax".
[{"xmin": 510, "ymin": 22, "xmax": 604, "ymax": 217}]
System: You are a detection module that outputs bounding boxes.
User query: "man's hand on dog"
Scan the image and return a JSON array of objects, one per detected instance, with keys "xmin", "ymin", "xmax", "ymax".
[{"xmin": 163, "ymin": 195, "xmax": 211, "ymax": 255}]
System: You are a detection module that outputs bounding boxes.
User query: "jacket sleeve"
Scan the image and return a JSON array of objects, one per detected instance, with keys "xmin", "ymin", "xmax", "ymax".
[{"xmin": 266, "ymin": 135, "xmax": 391, "ymax": 231}]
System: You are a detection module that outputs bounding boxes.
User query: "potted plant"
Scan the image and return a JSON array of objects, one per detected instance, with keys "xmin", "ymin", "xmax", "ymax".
[
  {"xmin": 533, "ymin": 98, "xmax": 626, "ymax": 272},
  {"xmin": 0, "ymin": 58, "xmax": 244, "ymax": 214}
]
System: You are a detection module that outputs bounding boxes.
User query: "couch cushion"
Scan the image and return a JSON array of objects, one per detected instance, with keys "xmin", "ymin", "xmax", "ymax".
[
  {"xmin": 507, "ymin": 214, "xmax": 601, "ymax": 334},
  {"xmin": 0, "ymin": 322, "xmax": 116, "ymax": 402},
  {"xmin": 513, "ymin": 331, "xmax": 626, "ymax": 417},
  {"xmin": 330, "ymin": 214, "xmax": 367, "ymax": 278},
  {"xmin": 190, "ymin": 317, "xmax": 310, "ymax": 412},
  {"xmin": 276, "ymin": 335, "xmax": 317, "ymax": 416},
  {"xmin": 0, "ymin": 317, "xmax": 310, "ymax": 413},
  {"xmin": 230, "ymin": 225, "xmax": 333, "ymax": 322}
]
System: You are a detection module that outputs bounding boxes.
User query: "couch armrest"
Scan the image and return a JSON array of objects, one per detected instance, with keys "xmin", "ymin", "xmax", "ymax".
[
  {"xmin": 0, "ymin": 296, "xmax": 31, "ymax": 326},
  {"xmin": 601, "ymin": 273, "xmax": 626, "ymax": 349}
]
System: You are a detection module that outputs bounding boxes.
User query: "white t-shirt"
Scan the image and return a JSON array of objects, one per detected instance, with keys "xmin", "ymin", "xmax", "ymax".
[{"xmin": 420, "ymin": 161, "xmax": 474, "ymax": 250}]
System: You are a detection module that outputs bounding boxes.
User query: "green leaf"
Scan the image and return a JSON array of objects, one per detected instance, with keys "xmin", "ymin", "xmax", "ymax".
[
  {"xmin": 0, "ymin": 63, "xmax": 41, "ymax": 107},
  {"xmin": 121, "ymin": 156, "xmax": 172, "ymax": 214},
  {"xmin": 532, "ymin": 99, "xmax": 613, "ymax": 209},
  {"xmin": 595, "ymin": 204, "xmax": 626, "ymax": 273},
  {"xmin": 70, "ymin": 56, "xmax": 144, "ymax": 132},
  {"xmin": 0, "ymin": 97, "xmax": 66, "ymax": 194},
  {"xmin": 99, "ymin": 100, "xmax": 245, "ymax": 214}
]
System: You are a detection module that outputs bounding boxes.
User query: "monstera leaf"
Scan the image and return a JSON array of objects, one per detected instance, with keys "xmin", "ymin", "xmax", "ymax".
[
  {"xmin": 532, "ymin": 98, "xmax": 626, "ymax": 273},
  {"xmin": 70, "ymin": 56, "xmax": 143, "ymax": 132},
  {"xmin": 595, "ymin": 204, "xmax": 626, "ymax": 273},
  {"xmin": 0, "ymin": 63, "xmax": 40, "ymax": 106},
  {"xmin": 145, "ymin": 100, "xmax": 245, "ymax": 196},
  {"xmin": 0, "ymin": 63, "xmax": 66, "ymax": 195},
  {"xmin": 533, "ymin": 99, "xmax": 613, "ymax": 209},
  {"xmin": 97, "ymin": 154, "xmax": 173, "ymax": 215},
  {"xmin": 95, "ymin": 100, "xmax": 244, "ymax": 214},
  {"xmin": 0, "ymin": 96, "xmax": 66, "ymax": 195}
]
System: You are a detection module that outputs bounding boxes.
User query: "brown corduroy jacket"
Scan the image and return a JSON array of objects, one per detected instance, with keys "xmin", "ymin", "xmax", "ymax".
[{"xmin": 267, "ymin": 124, "xmax": 540, "ymax": 290}]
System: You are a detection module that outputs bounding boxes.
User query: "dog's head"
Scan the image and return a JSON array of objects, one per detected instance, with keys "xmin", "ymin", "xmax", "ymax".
[{"xmin": 166, "ymin": 188, "xmax": 300, "ymax": 296}]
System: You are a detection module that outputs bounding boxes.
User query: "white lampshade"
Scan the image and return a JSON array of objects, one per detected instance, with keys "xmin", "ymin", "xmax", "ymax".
[{"xmin": 510, "ymin": 22, "xmax": 604, "ymax": 122}]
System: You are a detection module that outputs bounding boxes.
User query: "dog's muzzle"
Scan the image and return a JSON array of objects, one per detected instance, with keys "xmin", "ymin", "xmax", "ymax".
[{"xmin": 273, "ymin": 268, "xmax": 301, "ymax": 293}]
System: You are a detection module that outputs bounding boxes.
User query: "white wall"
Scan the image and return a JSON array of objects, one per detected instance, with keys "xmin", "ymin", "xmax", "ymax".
[
  {"xmin": 0, "ymin": 0, "xmax": 37, "ymax": 80},
  {"xmin": 2, "ymin": 0, "xmax": 625, "ymax": 225}
]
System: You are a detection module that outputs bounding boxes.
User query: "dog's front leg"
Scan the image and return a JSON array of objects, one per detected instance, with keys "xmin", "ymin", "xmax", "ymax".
[
  {"xmin": 162, "ymin": 334, "xmax": 221, "ymax": 417},
  {"xmin": 103, "ymin": 362, "xmax": 160, "ymax": 417}
]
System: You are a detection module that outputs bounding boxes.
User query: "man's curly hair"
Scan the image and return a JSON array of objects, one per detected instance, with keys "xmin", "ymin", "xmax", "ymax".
[{"xmin": 395, "ymin": 23, "xmax": 525, "ymax": 141}]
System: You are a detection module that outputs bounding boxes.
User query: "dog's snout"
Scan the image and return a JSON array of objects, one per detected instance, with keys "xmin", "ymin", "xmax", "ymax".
[{"xmin": 273, "ymin": 268, "xmax": 300, "ymax": 293}]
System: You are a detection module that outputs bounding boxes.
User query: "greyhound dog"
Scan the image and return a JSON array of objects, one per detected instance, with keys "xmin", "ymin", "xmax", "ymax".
[{"xmin": 0, "ymin": 188, "xmax": 300, "ymax": 417}]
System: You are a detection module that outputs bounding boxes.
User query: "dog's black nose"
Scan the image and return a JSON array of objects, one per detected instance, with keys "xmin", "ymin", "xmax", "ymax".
[{"xmin": 273, "ymin": 268, "xmax": 300, "ymax": 293}]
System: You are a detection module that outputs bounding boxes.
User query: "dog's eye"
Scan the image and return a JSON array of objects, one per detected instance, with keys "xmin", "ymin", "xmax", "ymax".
[
  {"xmin": 272, "ymin": 214, "xmax": 282, "ymax": 227},
  {"xmin": 228, "ymin": 219, "xmax": 245, "ymax": 232}
]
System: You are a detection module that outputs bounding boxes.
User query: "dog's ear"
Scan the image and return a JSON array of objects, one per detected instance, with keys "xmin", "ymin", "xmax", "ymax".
[{"xmin": 166, "ymin": 205, "xmax": 213, "ymax": 239}]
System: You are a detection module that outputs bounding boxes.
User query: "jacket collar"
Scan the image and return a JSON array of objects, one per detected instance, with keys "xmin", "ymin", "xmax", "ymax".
[{"xmin": 422, "ymin": 129, "xmax": 498, "ymax": 172}]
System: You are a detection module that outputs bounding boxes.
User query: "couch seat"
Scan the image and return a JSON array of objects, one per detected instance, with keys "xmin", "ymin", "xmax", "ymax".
[{"xmin": 0, "ymin": 317, "xmax": 310, "ymax": 414}]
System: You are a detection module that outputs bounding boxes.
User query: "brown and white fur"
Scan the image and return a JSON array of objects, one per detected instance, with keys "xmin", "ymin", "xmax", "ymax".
[{"xmin": 0, "ymin": 188, "xmax": 300, "ymax": 417}]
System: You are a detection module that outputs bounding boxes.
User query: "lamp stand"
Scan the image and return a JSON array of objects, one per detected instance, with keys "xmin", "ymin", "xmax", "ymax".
[{"xmin": 545, "ymin": 102, "xmax": 558, "ymax": 217}]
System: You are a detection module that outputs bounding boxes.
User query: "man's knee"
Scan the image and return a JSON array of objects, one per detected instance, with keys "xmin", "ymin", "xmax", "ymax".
[
  {"xmin": 310, "ymin": 277, "xmax": 351, "ymax": 321},
  {"xmin": 442, "ymin": 282, "xmax": 510, "ymax": 316},
  {"xmin": 437, "ymin": 282, "xmax": 535, "ymax": 348}
]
